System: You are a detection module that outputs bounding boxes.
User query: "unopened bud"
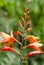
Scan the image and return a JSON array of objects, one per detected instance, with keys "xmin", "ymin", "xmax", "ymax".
[
  {"xmin": 21, "ymin": 16, "xmax": 24, "ymax": 22},
  {"xmin": 27, "ymin": 16, "xmax": 30, "ymax": 18},
  {"xmin": 25, "ymin": 21, "xmax": 30, "ymax": 26},
  {"xmin": 25, "ymin": 27, "xmax": 32, "ymax": 32},
  {"xmin": 18, "ymin": 21, "xmax": 24, "ymax": 29}
]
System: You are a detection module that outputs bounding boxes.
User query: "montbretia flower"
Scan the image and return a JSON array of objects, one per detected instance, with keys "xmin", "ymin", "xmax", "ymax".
[
  {"xmin": 27, "ymin": 51, "xmax": 43, "ymax": 57},
  {"xmin": 23, "ymin": 44, "xmax": 42, "ymax": 51},
  {"xmin": 0, "ymin": 46, "xmax": 21, "ymax": 55},
  {"xmin": 23, "ymin": 50, "xmax": 43, "ymax": 59},
  {"xmin": 23, "ymin": 35, "xmax": 43, "ymax": 59},
  {"xmin": 24, "ymin": 35, "xmax": 40, "ymax": 43},
  {"xmin": 22, "ymin": 42, "xmax": 43, "ymax": 50},
  {"xmin": 0, "ymin": 30, "xmax": 22, "ymax": 48}
]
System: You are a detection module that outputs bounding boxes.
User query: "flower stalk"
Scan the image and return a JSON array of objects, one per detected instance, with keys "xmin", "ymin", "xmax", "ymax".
[{"xmin": 0, "ymin": 8, "xmax": 43, "ymax": 65}]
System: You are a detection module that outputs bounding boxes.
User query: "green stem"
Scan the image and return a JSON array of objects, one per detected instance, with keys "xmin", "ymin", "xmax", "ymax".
[
  {"xmin": 20, "ymin": 36, "xmax": 23, "ymax": 65},
  {"xmin": 20, "ymin": 11, "xmax": 27, "ymax": 65}
]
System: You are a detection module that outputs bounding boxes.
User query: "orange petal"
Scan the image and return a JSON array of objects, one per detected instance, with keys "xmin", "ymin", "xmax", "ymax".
[
  {"xmin": 0, "ymin": 32, "xmax": 10, "ymax": 38},
  {"xmin": 27, "ymin": 51, "xmax": 43, "ymax": 57},
  {"xmin": 24, "ymin": 35, "xmax": 40, "ymax": 43},
  {"xmin": 14, "ymin": 31, "xmax": 19, "ymax": 35},
  {"xmin": 6, "ymin": 42, "xmax": 14, "ymax": 48},
  {"xmin": 0, "ymin": 32, "xmax": 10, "ymax": 43},
  {"xmin": 30, "ymin": 42, "xmax": 43, "ymax": 47},
  {"xmin": 23, "ymin": 51, "xmax": 43, "ymax": 59},
  {"xmin": 0, "ymin": 46, "xmax": 21, "ymax": 55},
  {"xmin": 29, "ymin": 45, "xmax": 42, "ymax": 51},
  {"xmin": 23, "ymin": 43, "xmax": 42, "ymax": 51},
  {"xmin": 6, "ymin": 42, "xmax": 11, "ymax": 47},
  {"xmin": 29, "ymin": 36, "xmax": 38, "ymax": 43},
  {"xmin": 0, "ymin": 38, "xmax": 10, "ymax": 43}
]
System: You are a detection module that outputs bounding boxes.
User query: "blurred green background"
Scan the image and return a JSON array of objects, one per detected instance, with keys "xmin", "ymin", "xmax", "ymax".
[{"xmin": 0, "ymin": 0, "xmax": 44, "ymax": 65}]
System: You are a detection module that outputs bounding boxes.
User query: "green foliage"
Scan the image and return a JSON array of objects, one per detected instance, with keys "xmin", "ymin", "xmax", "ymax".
[{"xmin": 0, "ymin": 52, "xmax": 20, "ymax": 65}]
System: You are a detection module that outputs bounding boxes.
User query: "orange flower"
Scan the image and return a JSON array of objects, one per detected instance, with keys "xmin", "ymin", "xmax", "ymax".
[
  {"xmin": 26, "ymin": 50, "xmax": 43, "ymax": 57},
  {"xmin": 23, "ymin": 42, "xmax": 43, "ymax": 50},
  {"xmin": 23, "ymin": 50, "xmax": 43, "ymax": 59},
  {"xmin": 0, "ymin": 31, "xmax": 22, "ymax": 48},
  {"xmin": 0, "ymin": 46, "xmax": 21, "ymax": 55},
  {"xmin": 29, "ymin": 36, "xmax": 40, "ymax": 43},
  {"xmin": 24, "ymin": 35, "xmax": 40, "ymax": 43},
  {"xmin": 23, "ymin": 36, "xmax": 43, "ymax": 59}
]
